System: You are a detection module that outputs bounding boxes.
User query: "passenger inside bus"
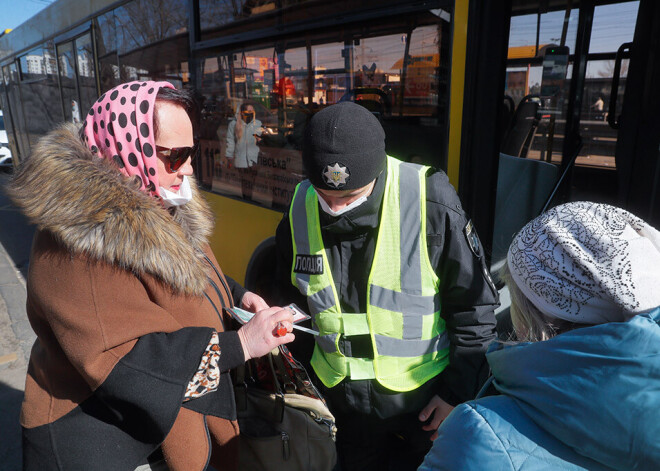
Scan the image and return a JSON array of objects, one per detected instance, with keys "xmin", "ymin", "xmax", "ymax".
[
  {"xmin": 9, "ymin": 80, "xmax": 295, "ymax": 471},
  {"xmin": 420, "ymin": 201, "xmax": 660, "ymax": 471},
  {"xmin": 274, "ymin": 101, "xmax": 499, "ymax": 471}
]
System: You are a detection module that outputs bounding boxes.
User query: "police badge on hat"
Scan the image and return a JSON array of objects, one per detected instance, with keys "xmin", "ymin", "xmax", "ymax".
[{"xmin": 322, "ymin": 162, "xmax": 350, "ymax": 189}]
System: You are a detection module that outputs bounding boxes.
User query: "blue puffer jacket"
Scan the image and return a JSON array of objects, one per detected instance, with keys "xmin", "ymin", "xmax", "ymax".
[{"xmin": 419, "ymin": 307, "xmax": 660, "ymax": 471}]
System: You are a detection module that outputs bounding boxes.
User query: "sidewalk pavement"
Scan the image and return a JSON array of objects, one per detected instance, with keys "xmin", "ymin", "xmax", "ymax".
[
  {"xmin": 0, "ymin": 241, "xmax": 31, "ymax": 471},
  {"xmin": 0, "ymin": 173, "xmax": 34, "ymax": 471}
]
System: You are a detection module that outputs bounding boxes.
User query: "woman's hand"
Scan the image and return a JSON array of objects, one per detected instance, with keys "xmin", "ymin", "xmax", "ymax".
[
  {"xmin": 240, "ymin": 291, "xmax": 269, "ymax": 313},
  {"xmin": 237, "ymin": 306, "xmax": 295, "ymax": 361}
]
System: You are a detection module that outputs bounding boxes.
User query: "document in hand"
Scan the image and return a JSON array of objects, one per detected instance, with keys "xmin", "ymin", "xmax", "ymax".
[{"xmin": 228, "ymin": 304, "xmax": 319, "ymax": 335}]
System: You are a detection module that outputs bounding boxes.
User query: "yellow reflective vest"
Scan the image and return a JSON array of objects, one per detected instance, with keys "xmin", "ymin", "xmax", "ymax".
[{"xmin": 289, "ymin": 156, "xmax": 449, "ymax": 392}]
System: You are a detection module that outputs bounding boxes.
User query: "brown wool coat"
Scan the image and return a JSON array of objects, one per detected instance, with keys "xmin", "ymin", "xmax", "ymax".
[{"xmin": 10, "ymin": 124, "xmax": 242, "ymax": 471}]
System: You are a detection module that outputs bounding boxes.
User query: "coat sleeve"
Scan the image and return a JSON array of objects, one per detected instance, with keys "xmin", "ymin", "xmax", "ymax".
[
  {"xmin": 418, "ymin": 403, "xmax": 514, "ymax": 471},
  {"xmin": 28, "ymin": 251, "xmax": 242, "ymax": 443},
  {"xmin": 426, "ymin": 170, "xmax": 499, "ymax": 405}
]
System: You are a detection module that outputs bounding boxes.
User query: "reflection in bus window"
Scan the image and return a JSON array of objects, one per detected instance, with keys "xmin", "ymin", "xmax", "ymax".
[
  {"xmin": 199, "ymin": 46, "xmax": 305, "ymax": 210},
  {"xmin": 95, "ymin": 9, "xmax": 117, "ymax": 56},
  {"xmin": 95, "ymin": 10, "xmax": 121, "ymax": 92},
  {"xmin": 57, "ymin": 41, "xmax": 78, "ymax": 123},
  {"xmin": 18, "ymin": 44, "xmax": 62, "ymax": 146},
  {"xmin": 1, "ymin": 64, "xmax": 20, "ymax": 159},
  {"xmin": 114, "ymin": 0, "xmax": 188, "ymax": 53},
  {"xmin": 197, "ymin": 11, "xmax": 450, "ymax": 211},
  {"xmin": 76, "ymin": 34, "xmax": 97, "ymax": 115},
  {"xmin": 198, "ymin": 0, "xmax": 406, "ymax": 42},
  {"xmin": 5, "ymin": 63, "xmax": 29, "ymax": 158}
]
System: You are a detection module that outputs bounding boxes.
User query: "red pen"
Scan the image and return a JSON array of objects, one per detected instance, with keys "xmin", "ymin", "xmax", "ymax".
[{"xmin": 275, "ymin": 322, "xmax": 287, "ymax": 337}]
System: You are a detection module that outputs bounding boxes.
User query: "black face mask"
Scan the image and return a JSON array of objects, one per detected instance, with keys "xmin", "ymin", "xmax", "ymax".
[{"xmin": 242, "ymin": 112, "xmax": 254, "ymax": 124}]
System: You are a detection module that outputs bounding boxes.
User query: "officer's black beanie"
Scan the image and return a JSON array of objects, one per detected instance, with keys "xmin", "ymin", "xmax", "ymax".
[{"xmin": 303, "ymin": 102, "xmax": 386, "ymax": 190}]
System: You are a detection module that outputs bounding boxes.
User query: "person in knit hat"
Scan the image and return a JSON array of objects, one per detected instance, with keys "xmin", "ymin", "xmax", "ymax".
[
  {"xmin": 274, "ymin": 101, "xmax": 499, "ymax": 470},
  {"xmin": 420, "ymin": 201, "xmax": 660, "ymax": 471}
]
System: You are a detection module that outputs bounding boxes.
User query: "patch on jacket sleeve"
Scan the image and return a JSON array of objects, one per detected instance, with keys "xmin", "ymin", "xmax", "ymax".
[
  {"xmin": 464, "ymin": 220, "xmax": 482, "ymax": 258},
  {"xmin": 294, "ymin": 254, "xmax": 324, "ymax": 275}
]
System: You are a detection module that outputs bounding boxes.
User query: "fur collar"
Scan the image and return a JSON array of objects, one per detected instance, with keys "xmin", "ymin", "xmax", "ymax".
[{"xmin": 9, "ymin": 124, "xmax": 215, "ymax": 296}]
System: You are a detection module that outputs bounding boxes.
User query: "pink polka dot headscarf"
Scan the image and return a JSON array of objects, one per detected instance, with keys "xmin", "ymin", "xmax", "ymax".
[{"xmin": 83, "ymin": 80, "xmax": 175, "ymax": 197}]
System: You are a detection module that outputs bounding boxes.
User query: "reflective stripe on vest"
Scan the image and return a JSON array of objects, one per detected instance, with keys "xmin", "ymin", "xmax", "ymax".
[{"xmin": 290, "ymin": 157, "xmax": 449, "ymax": 392}]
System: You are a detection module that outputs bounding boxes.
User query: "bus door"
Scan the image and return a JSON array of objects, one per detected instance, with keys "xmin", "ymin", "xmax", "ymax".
[{"xmin": 489, "ymin": 0, "xmax": 652, "ymax": 275}]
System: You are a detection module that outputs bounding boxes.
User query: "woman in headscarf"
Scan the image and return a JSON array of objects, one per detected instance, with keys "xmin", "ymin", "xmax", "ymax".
[
  {"xmin": 10, "ymin": 81, "xmax": 294, "ymax": 471},
  {"xmin": 419, "ymin": 201, "xmax": 660, "ymax": 471}
]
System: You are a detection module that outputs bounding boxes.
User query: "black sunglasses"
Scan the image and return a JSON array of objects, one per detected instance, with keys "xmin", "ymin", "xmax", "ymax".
[{"xmin": 156, "ymin": 143, "xmax": 198, "ymax": 173}]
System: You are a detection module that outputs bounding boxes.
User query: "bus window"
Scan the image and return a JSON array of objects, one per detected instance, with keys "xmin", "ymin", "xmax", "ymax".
[
  {"xmin": 95, "ymin": 9, "xmax": 121, "ymax": 92},
  {"xmin": 314, "ymin": 21, "xmax": 450, "ymax": 166},
  {"xmin": 1, "ymin": 65, "xmax": 19, "ymax": 162},
  {"xmin": 114, "ymin": 0, "xmax": 188, "ymax": 53},
  {"xmin": 198, "ymin": 45, "xmax": 305, "ymax": 210},
  {"xmin": 75, "ymin": 34, "xmax": 98, "ymax": 116},
  {"xmin": 4, "ymin": 63, "xmax": 28, "ymax": 160},
  {"xmin": 57, "ymin": 41, "xmax": 79, "ymax": 123},
  {"xmin": 198, "ymin": 0, "xmax": 407, "ymax": 43},
  {"xmin": 118, "ymin": 35, "xmax": 189, "ymax": 86},
  {"xmin": 198, "ymin": 10, "xmax": 451, "ymax": 213},
  {"xmin": 108, "ymin": 1, "xmax": 189, "ymax": 87},
  {"xmin": 18, "ymin": 43, "xmax": 63, "ymax": 147},
  {"xmin": 98, "ymin": 52, "xmax": 121, "ymax": 93},
  {"xmin": 580, "ymin": 2, "xmax": 639, "ymax": 172}
]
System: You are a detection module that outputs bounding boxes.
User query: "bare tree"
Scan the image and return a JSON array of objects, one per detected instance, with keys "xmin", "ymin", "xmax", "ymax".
[{"xmin": 115, "ymin": 0, "xmax": 188, "ymax": 51}]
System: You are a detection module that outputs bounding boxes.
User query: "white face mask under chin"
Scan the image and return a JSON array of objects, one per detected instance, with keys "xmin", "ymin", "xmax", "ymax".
[
  {"xmin": 160, "ymin": 175, "xmax": 193, "ymax": 208},
  {"xmin": 317, "ymin": 192, "xmax": 368, "ymax": 217}
]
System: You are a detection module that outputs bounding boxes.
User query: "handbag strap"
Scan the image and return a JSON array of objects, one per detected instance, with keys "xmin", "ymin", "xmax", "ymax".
[
  {"xmin": 234, "ymin": 348, "xmax": 282, "ymax": 412},
  {"xmin": 267, "ymin": 350, "xmax": 284, "ymax": 393},
  {"xmin": 270, "ymin": 348, "xmax": 297, "ymax": 394}
]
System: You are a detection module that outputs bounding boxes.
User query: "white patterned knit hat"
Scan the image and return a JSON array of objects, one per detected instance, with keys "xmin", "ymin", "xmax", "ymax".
[{"xmin": 507, "ymin": 202, "xmax": 660, "ymax": 324}]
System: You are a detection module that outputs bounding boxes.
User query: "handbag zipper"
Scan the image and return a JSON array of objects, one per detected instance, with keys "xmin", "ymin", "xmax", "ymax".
[{"xmin": 281, "ymin": 431, "xmax": 290, "ymax": 460}]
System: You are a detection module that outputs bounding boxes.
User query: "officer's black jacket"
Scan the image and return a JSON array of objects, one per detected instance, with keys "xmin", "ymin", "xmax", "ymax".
[{"xmin": 274, "ymin": 165, "xmax": 499, "ymax": 419}]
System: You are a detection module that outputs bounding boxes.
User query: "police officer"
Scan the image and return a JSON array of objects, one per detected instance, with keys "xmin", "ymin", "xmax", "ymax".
[{"xmin": 274, "ymin": 102, "xmax": 498, "ymax": 471}]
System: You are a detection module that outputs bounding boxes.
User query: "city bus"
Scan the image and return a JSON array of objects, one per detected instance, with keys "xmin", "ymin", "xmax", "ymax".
[{"xmin": 0, "ymin": 0, "xmax": 657, "ymax": 299}]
